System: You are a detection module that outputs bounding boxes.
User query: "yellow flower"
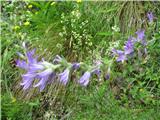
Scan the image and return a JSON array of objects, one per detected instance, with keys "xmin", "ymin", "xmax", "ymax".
[
  {"xmin": 11, "ymin": 97, "xmax": 16, "ymax": 103},
  {"xmin": 76, "ymin": 0, "xmax": 82, "ymax": 3},
  {"xmin": 24, "ymin": 21, "xmax": 30, "ymax": 26},
  {"xmin": 51, "ymin": 2, "xmax": 56, "ymax": 6},
  {"xmin": 139, "ymin": 88, "xmax": 143, "ymax": 92},
  {"xmin": 14, "ymin": 25, "xmax": 20, "ymax": 30},
  {"xmin": 28, "ymin": 4, "xmax": 33, "ymax": 9},
  {"xmin": 18, "ymin": 32, "xmax": 22, "ymax": 36}
]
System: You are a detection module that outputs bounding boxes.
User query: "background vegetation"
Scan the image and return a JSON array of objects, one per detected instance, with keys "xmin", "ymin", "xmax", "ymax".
[{"xmin": 1, "ymin": 1, "xmax": 160, "ymax": 120}]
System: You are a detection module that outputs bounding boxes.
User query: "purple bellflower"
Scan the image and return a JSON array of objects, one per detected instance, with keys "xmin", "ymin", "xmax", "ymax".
[
  {"xmin": 16, "ymin": 59, "xmax": 28, "ymax": 70},
  {"xmin": 34, "ymin": 76, "xmax": 49, "ymax": 91},
  {"xmin": 112, "ymin": 48, "xmax": 118, "ymax": 56},
  {"xmin": 105, "ymin": 74, "xmax": 110, "ymax": 80},
  {"xmin": 124, "ymin": 37, "xmax": 134, "ymax": 55},
  {"xmin": 79, "ymin": 71, "xmax": 91, "ymax": 86},
  {"xmin": 147, "ymin": 12, "xmax": 154, "ymax": 23},
  {"xmin": 93, "ymin": 69, "xmax": 101, "ymax": 79},
  {"xmin": 136, "ymin": 30, "xmax": 146, "ymax": 45},
  {"xmin": 29, "ymin": 63, "xmax": 45, "ymax": 72},
  {"xmin": 59, "ymin": 68, "xmax": 70, "ymax": 85},
  {"xmin": 20, "ymin": 72, "xmax": 36, "ymax": 90},
  {"xmin": 26, "ymin": 48, "xmax": 37, "ymax": 63},
  {"xmin": 72, "ymin": 63, "xmax": 80, "ymax": 70},
  {"xmin": 136, "ymin": 30, "xmax": 145, "ymax": 40},
  {"xmin": 20, "ymin": 63, "xmax": 56, "ymax": 91},
  {"xmin": 34, "ymin": 69, "xmax": 55, "ymax": 91},
  {"xmin": 16, "ymin": 48, "xmax": 39, "ymax": 90},
  {"xmin": 16, "ymin": 48, "xmax": 38, "ymax": 69},
  {"xmin": 116, "ymin": 50, "xmax": 127, "ymax": 62},
  {"xmin": 112, "ymin": 49, "xmax": 127, "ymax": 62},
  {"xmin": 17, "ymin": 44, "xmax": 58, "ymax": 91}
]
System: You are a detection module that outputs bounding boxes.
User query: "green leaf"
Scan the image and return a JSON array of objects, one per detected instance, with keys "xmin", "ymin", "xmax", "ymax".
[{"xmin": 96, "ymin": 32, "xmax": 113, "ymax": 36}]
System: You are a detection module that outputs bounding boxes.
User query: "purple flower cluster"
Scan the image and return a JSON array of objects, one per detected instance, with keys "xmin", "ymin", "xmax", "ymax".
[
  {"xmin": 17, "ymin": 47, "xmax": 58, "ymax": 91},
  {"xmin": 112, "ymin": 29, "xmax": 146, "ymax": 62},
  {"xmin": 17, "ymin": 43, "xmax": 102, "ymax": 90}
]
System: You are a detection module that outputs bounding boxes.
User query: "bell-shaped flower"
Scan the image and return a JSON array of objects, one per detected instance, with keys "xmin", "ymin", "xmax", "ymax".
[
  {"xmin": 37, "ymin": 68, "xmax": 53, "ymax": 78},
  {"xmin": 33, "ymin": 68, "xmax": 54, "ymax": 91},
  {"xmin": 29, "ymin": 63, "xmax": 45, "ymax": 73},
  {"xmin": 116, "ymin": 50, "xmax": 127, "ymax": 62},
  {"xmin": 16, "ymin": 48, "xmax": 38, "ymax": 70},
  {"xmin": 147, "ymin": 12, "xmax": 154, "ymax": 23},
  {"xmin": 124, "ymin": 38, "xmax": 134, "ymax": 55},
  {"xmin": 59, "ymin": 68, "xmax": 70, "ymax": 85},
  {"xmin": 16, "ymin": 59, "xmax": 28, "ymax": 70},
  {"xmin": 136, "ymin": 30, "xmax": 145, "ymax": 40},
  {"xmin": 78, "ymin": 71, "xmax": 91, "ymax": 86},
  {"xmin": 34, "ymin": 76, "xmax": 49, "ymax": 92},
  {"xmin": 26, "ymin": 48, "xmax": 37, "ymax": 64},
  {"xmin": 105, "ymin": 74, "xmax": 110, "ymax": 80},
  {"xmin": 112, "ymin": 48, "xmax": 118, "ymax": 56},
  {"xmin": 92, "ymin": 68, "xmax": 101, "ymax": 79},
  {"xmin": 112, "ymin": 49, "xmax": 127, "ymax": 62},
  {"xmin": 20, "ymin": 72, "xmax": 36, "ymax": 90},
  {"xmin": 72, "ymin": 63, "xmax": 80, "ymax": 70},
  {"xmin": 136, "ymin": 30, "xmax": 146, "ymax": 45}
]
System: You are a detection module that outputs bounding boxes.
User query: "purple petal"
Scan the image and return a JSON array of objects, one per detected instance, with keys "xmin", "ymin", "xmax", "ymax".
[
  {"xmin": 26, "ymin": 49, "xmax": 37, "ymax": 63},
  {"xmin": 23, "ymin": 79, "xmax": 34, "ymax": 90},
  {"xmin": 147, "ymin": 12, "xmax": 154, "ymax": 22},
  {"xmin": 116, "ymin": 51, "xmax": 127, "ymax": 62},
  {"xmin": 16, "ymin": 59, "xmax": 28, "ymax": 70},
  {"xmin": 37, "ymin": 69, "xmax": 53, "ymax": 77},
  {"xmin": 72, "ymin": 63, "xmax": 80, "ymax": 70},
  {"xmin": 112, "ymin": 48, "xmax": 118, "ymax": 55},
  {"xmin": 124, "ymin": 38, "xmax": 134, "ymax": 55},
  {"xmin": 34, "ymin": 72, "xmax": 56, "ymax": 92},
  {"xmin": 29, "ymin": 63, "xmax": 44, "ymax": 72},
  {"xmin": 34, "ymin": 77, "xmax": 48, "ymax": 91},
  {"xmin": 59, "ymin": 69, "xmax": 70, "ymax": 85},
  {"xmin": 105, "ymin": 74, "xmax": 110, "ymax": 80},
  {"xmin": 22, "ymin": 73, "xmax": 36, "ymax": 80},
  {"xmin": 20, "ymin": 73, "xmax": 36, "ymax": 90},
  {"xmin": 79, "ymin": 71, "xmax": 91, "ymax": 86},
  {"xmin": 47, "ymin": 72, "xmax": 56, "ymax": 84},
  {"xmin": 136, "ymin": 30, "xmax": 145, "ymax": 41},
  {"xmin": 92, "ymin": 69, "xmax": 101, "ymax": 78},
  {"xmin": 116, "ymin": 50, "xmax": 124, "ymax": 54}
]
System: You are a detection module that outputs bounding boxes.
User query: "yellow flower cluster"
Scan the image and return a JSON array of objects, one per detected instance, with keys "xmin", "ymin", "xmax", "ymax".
[
  {"xmin": 76, "ymin": 0, "xmax": 82, "ymax": 3},
  {"xmin": 51, "ymin": 2, "xmax": 56, "ymax": 6},
  {"xmin": 14, "ymin": 25, "xmax": 20, "ymax": 30},
  {"xmin": 24, "ymin": 21, "xmax": 30, "ymax": 26},
  {"xmin": 28, "ymin": 4, "xmax": 33, "ymax": 9}
]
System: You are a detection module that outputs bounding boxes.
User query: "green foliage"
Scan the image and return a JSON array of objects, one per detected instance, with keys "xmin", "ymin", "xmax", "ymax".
[{"xmin": 1, "ymin": 93, "xmax": 40, "ymax": 120}]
